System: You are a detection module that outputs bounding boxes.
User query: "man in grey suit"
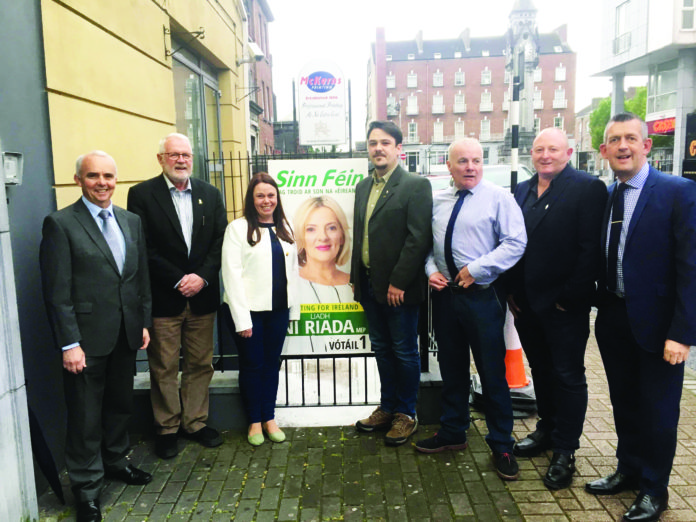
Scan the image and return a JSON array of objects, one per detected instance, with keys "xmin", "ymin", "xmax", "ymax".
[
  {"xmin": 40, "ymin": 151, "xmax": 153, "ymax": 522},
  {"xmin": 351, "ymin": 120, "xmax": 433, "ymax": 445}
]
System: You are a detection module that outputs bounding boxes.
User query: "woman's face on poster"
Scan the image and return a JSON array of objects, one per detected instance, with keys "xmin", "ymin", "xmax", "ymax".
[{"xmin": 303, "ymin": 206, "xmax": 344, "ymax": 265}]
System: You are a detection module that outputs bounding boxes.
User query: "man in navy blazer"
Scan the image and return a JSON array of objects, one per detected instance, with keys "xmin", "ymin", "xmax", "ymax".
[
  {"xmin": 41, "ymin": 151, "xmax": 153, "ymax": 522},
  {"xmin": 507, "ymin": 128, "xmax": 607, "ymax": 490},
  {"xmin": 585, "ymin": 113, "xmax": 696, "ymax": 522},
  {"xmin": 128, "ymin": 133, "xmax": 227, "ymax": 459}
]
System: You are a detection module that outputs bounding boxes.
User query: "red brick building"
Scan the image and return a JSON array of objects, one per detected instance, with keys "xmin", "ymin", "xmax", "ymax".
[
  {"xmin": 245, "ymin": 0, "xmax": 274, "ymax": 154},
  {"xmin": 366, "ymin": 2, "xmax": 576, "ymax": 173}
]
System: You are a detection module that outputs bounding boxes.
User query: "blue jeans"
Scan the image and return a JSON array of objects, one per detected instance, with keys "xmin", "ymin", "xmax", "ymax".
[
  {"xmin": 359, "ymin": 275, "xmax": 421, "ymax": 417},
  {"xmin": 236, "ymin": 309, "xmax": 289, "ymax": 424},
  {"xmin": 432, "ymin": 286, "xmax": 514, "ymax": 453}
]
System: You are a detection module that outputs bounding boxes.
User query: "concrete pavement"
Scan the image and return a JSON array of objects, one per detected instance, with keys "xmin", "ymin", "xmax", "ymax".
[{"xmin": 38, "ymin": 335, "xmax": 696, "ymax": 521}]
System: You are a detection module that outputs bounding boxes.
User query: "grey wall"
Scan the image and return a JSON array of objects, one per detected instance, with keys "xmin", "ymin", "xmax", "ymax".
[{"xmin": 1, "ymin": 0, "xmax": 67, "ymax": 494}]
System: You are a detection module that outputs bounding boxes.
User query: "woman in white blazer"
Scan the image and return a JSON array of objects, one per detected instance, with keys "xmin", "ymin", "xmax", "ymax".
[{"xmin": 221, "ymin": 172, "xmax": 299, "ymax": 446}]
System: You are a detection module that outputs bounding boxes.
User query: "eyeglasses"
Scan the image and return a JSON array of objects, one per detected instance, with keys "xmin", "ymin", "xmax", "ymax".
[{"xmin": 163, "ymin": 152, "xmax": 193, "ymax": 161}]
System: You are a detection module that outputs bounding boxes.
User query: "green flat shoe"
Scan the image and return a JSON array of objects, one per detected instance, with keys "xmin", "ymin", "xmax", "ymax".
[
  {"xmin": 248, "ymin": 432, "xmax": 265, "ymax": 446},
  {"xmin": 267, "ymin": 429, "xmax": 286, "ymax": 443}
]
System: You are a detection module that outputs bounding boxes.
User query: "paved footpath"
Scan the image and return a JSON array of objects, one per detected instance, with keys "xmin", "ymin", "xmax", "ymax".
[{"xmin": 39, "ymin": 336, "xmax": 696, "ymax": 521}]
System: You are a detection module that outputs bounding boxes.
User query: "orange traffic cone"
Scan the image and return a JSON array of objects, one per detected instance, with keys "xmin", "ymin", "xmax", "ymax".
[{"xmin": 504, "ymin": 309, "xmax": 529, "ymax": 388}]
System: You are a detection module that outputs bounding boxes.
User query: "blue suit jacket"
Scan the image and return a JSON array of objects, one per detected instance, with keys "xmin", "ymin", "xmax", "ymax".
[{"xmin": 599, "ymin": 167, "xmax": 696, "ymax": 353}]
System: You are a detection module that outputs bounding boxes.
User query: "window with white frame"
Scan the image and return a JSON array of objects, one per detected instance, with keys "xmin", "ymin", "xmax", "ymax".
[
  {"xmin": 534, "ymin": 88, "xmax": 543, "ymax": 109},
  {"xmin": 454, "ymin": 92, "xmax": 466, "ymax": 113},
  {"xmin": 647, "ymin": 60, "xmax": 678, "ymax": 113},
  {"xmin": 481, "ymin": 67, "xmax": 492, "ymax": 85},
  {"xmin": 432, "ymin": 94, "xmax": 444, "ymax": 113},
  {"xmin": 408, "ymin": 53, "xmax": 415, "ymax": 60},
  {"xmin": 504, "ymin": 70, "xmax": 511, "ymax": 84},
  {"xmin": 503, "ymin": 90, "xmax": 510, "ymax": 111},
  {"xmin": 555, "ymin": 64, "xmax": 566, "ymax": 81},
  {"xmin": 387, "ymin": 94, "xmax": 397, "ymax": 116},
  {"xmin": 683, "ymin": 0, "xmax": 695, "ymax": 29},
  {"xmin": 504, "ymin": 118, "xmax": 509, "ymax": 132},
  {"xmin": 455, "ymin": 120, "xmax": 465, "ymax": 140},
  {"xmin": 480, "ymin": 118, "xmax": 491, "ymax": 140},
  {"xmin": 554, "ymin": 115, "xmax": 564, "ymax": 129},
  {"xmin": 480, "ymin": 90, "xmax": 492, "ymax": 111},
  {"xmin": 433, "ymin": 52, "xmax": 442, "ymax": 59},
  {"xmin": 407, "ymin": 72, "xmax": 418, "ymax": 88},
  {"xmin": 614, "ymin": 1, "xmax": 632, "ymax": 53},
  {"xmin": 454, "ymin": 70, "xmax": 465, "ymax": 86},
  {"xmin": 386, "ymin": 73, "xmax": 396, "ymax": 89},
  {"xmin": 433, "ymin": 70, "xmax": 444, "ymax": 87},
  {"xmin": 482, "ymin": 50, "xmax": 490, "ymax": 57},
  {"xmin": 454, "ymin": 51, "xmax": 462, "ymax": 58},
  {"xmin": 407, "ymin": 94, "xmax": 418, "ymax": 115},
  {"xmin": 534, "ymin": 66, "xmax": 542, "ymax": 82},
  {"xmin": 433, "ymin": 120, "xmax": 444, "ymax": 143},
  {"xmin": 534, "ymin": 117, "xmax": 541, "ymax": 134},
  {"xmin": 553, "ymin": 87, "xmax": 567, "ymax": 109},
  {"xmin": 408, "ymin": 122, "xmax": 418, "ymax": 143}
]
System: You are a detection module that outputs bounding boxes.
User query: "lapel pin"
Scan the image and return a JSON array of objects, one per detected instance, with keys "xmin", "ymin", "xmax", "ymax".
[
  {"xmin": 199, "ymin": 199, "xmax": 203, "ymax": 205},
  {"xmin": 545, "ymin": 204, "xmax": 549, "ymax": 210}
]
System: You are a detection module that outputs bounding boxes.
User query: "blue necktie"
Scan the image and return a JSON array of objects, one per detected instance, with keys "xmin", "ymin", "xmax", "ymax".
[
  {"xmin": 607, "ymin": 183, "xmax": 627, "ymax": 293},
  {"xmin": 444, "ymin": 190, "xmax": 469, "ymax": 281},
  {"xmin": 98, "ymin": 209, "xmax": 124, "ymax": 274}
]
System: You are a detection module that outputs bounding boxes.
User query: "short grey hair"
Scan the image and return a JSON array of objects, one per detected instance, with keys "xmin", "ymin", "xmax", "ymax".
[
  {"xmin": 448, "ymin": 137, "xmax": 483, "ymax": 161},
  {"xmin": 604, "ymin": 112, "xmax": 648, "ymax": 142},
  {"xmin": 75, "ymin": 150, "xmax": 117, "ymax": 177},
  {"xmin": 158, "ymin": 133, "xmax": 192, "ymax": 154}
]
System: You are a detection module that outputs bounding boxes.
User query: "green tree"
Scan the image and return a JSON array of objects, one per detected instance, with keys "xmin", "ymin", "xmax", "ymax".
[
  {"xmin": 589, "ymin": 86, "xmax": 672, "ymax": 150},
  {"xmin": 589, "ymin": 97, "xmax": 612, "ymax": 151}
]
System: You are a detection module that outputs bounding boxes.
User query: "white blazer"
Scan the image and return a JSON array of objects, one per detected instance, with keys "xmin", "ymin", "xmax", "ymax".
[{"xmin": 221, "ymin": 218, "xmax": 300, "ymax": 332}]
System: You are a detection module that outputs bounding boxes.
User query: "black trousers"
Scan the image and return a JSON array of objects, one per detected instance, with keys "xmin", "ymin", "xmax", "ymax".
[
  {"xmin": 595, "ymin": 295, "xmax": 683, "ymax": 496},
  {"xmin": 62, "ymin": 324, "xmax": 136, "ymax": 501},
  {"xmin": 514, "ymin": 296, "xmax": 590, "ymax": 454}
]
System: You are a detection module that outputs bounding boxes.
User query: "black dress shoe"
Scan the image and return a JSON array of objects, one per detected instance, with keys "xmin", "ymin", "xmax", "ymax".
[
  {"xmin": 585, "ymin": 470, "xmax": 641, "ymax": 495},
  {"xmin": 623, "ymin": 492, "xmax": 668, "ymax": 522},
  {"xmin": 180, "ymin": 425, "xmax": 223, "ymax": 448},
  {"xmin": 513, "ymin": 429, "xmax": 552, "ymax": 458},
  {"xmin": 105, "ymin": 464, "xmax": 153, "ymax": 485},
  {"xmin": 155, "ymin": 433, "xmax": 179, "ymax": 459},
  {"xmin": 543, "ymin": 452, "xmax": 576, "ymax": 490},
  {"xmin": 76, "ymin": 499, "xmax": 102, "ymax": 522}
]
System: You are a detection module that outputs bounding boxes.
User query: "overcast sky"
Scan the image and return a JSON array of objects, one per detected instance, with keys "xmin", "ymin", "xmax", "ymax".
[{"xmin": 266, "ymin": 0, "xmax": 643, "ymax": 143}]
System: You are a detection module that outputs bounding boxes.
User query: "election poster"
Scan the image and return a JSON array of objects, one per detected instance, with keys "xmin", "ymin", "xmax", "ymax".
[{"xmin": 268, "ymin": 158, "xmax": 371, "ymax": 355}]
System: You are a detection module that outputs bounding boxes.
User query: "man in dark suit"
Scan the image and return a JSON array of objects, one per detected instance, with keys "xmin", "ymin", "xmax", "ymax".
[
  {"xmin": 507, "ymin": 128, "xmax": 607, "ymax": 490},
  {"xmin": 585, "ymin": 113, "xmax": 696, "ymax": 522},
  {"xmin": 127, "ymin": 133, "xmax": 227, "ymax": 459},
  {"xmin": 40, "ymin": 151, "xmax": 153, "ymax": 522},
  {"xmin": 351, "ymin": 120, "xmax": 432, "ymax": 445}
]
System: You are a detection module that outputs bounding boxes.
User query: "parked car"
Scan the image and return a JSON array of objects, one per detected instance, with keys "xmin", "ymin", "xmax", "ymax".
[{"xmin": 426, "ymin": 164, "xmax": 534, "ymax": 192}]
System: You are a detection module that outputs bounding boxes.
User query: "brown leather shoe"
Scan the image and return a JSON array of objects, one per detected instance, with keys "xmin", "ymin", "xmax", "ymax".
[
  {"xmin": 356, "ymin": 407, "xmax": 394, "ymax": 432},
  {"xmin": 385, "ymin": 413, "xmax": 418, "ymax": 446}
]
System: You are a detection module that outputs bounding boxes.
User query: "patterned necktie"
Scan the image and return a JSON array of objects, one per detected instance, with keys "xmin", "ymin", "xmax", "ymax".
[
  {"xmin": 444, "ymin": 189, "xmax": 470, "ymax": 281},
  {"xmin": 607, "ymin": 183, "xmax": 627, "ymax": 293},
  {"xmin": 98, "ymin": 209, "xmax": 124, "ymax": 274}
]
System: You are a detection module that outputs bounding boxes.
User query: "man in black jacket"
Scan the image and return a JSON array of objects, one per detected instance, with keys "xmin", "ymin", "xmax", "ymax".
[
  {"xmin": 507, "ymin": 128, "xmax": 607, "ymax": 489},
  {"xmin": 128, "ymin": 133, "xmax": 227, "ymax": 459}
]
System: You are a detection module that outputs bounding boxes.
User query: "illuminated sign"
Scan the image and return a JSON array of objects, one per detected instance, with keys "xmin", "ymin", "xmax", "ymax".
[{"xmin": 647, "ymin": 117, "xmax": 675, "ymax": 135}]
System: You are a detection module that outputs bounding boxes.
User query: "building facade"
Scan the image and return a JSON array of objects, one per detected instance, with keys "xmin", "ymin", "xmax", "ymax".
[
  {"xmin": 0, "ymin": 0, "xmax": 257, "ymax": 505},
  {"xmin": 366, "ymin": 2, "xmax": 576, "ymax": 174},
  {"xmin": 244, "ymin": 0, "xmax": 275, "ymax": 154},
  {"xmin": 595, "ymin": 0, "xmax": 696, "ymax": 175}
]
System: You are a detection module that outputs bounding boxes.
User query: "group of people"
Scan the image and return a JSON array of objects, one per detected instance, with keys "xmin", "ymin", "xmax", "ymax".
[
  {"xmin": 39, "ymin": 111, "xmax": 695, "ymax": 522},
  {"xmin": 353, "ymin": 115, "xmax": 696, "ymax": 522}
]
